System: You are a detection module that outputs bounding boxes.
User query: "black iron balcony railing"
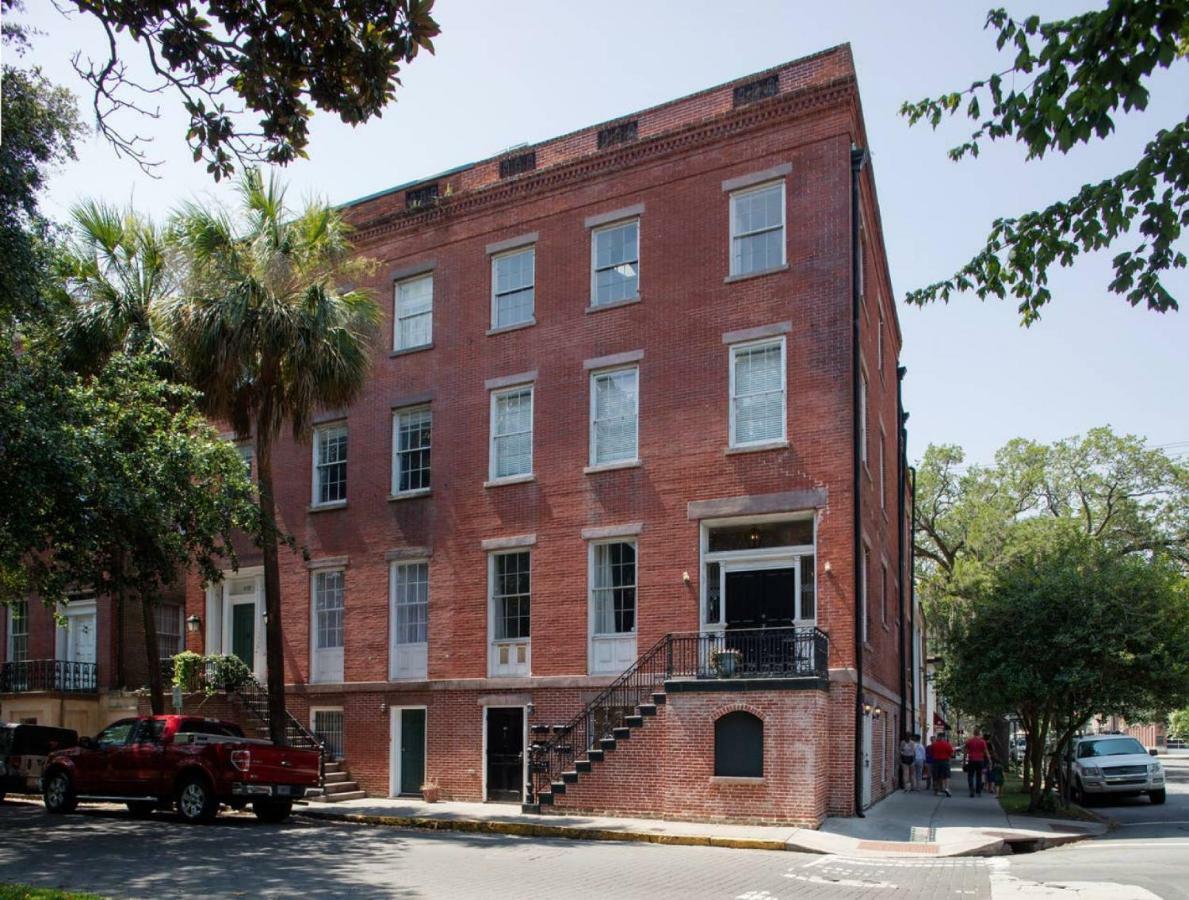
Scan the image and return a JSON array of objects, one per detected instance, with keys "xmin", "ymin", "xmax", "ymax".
[
  {"xmin": 0, "ymin": 659, "xmax": 98, "ymax": 694},
  {"xmin": 527, "ymin": 626, "xmax": 827, "ymax": 803}
]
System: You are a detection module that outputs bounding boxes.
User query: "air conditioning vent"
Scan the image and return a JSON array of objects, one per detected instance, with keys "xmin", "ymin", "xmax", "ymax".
[
  {"xmin": 499, "ymin": 151, "xmax": 537, "ymax": 179},
  {"xmin": 597, "ymin": 120, "xmax": 638, "ymax": 149},
  {"xmin": 733, "ymin": 74, "xmax": 779, "ymax": 107}
]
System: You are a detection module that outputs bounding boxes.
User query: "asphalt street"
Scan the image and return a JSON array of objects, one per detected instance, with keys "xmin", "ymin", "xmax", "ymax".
[{"xmin": 0, "ymin": 755, "xmax": 1185, "ymax": 900}]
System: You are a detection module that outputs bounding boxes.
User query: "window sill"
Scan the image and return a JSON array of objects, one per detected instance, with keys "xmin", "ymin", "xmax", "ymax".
[
  {"xmin": 710, "ymin": 776, "xmax": 764, "ymax": 785},
  {"xmin": 724, "ymin": 263, "xmax": 789, "ymax": 285},
  {"xmin": 389, "ymin": 343, "xmax": 433, "ymax": 358},
  {"xmin": 484, "ymin": 474, "xmax": 536, "ymax": 488},
  {"xmin": 726, "ymin": 440, "xmax": 788, "ymax": 455},
  {"xmin": 389, "ymin": 489, "xmax": 432, "ymax": 502},
  {"xmin": 583, "ymin": 459, "xmax": 641, "ymax": 474},
  {"xmin": 585, "ymin": 295, "xmax": 641, "ymax": 314},
  {"xmin": 308, "ymin": 501, "xmax": 348, "ymax": 513},
  {"xmin": 487, "ymin": 319, "xmax": 536, "ymax": 336}
]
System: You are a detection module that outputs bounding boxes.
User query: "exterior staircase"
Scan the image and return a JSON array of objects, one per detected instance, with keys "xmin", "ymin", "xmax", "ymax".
[{"xmin": 306, "ymin": 759, "xmax": 365, "ymax": 803}]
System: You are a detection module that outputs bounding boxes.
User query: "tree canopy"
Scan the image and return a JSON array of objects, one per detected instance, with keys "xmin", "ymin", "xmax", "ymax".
[
  {"xmin": 49, "ymin": 0, "xmax": 440, "ymax": 179},
  {"xmin": 901, "ymin": 1, "xmax": 1187, "ymax": 323}
]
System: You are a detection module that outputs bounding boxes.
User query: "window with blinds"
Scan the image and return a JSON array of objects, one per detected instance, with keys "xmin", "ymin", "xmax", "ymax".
[
  {"xmin": 729, "ymin": 181, "xmax": 785, "ymax": 277},
  {"xmin": 490, "ymin": 386, "xmax": 533, "ymax": 479},
  {"xmin": 394, "ymin": 273, "xmax": 433, "ymax": 351},
  {"xmin": 729, "ymin": 338, "xmax": 786, "ymax": 447},
  {"xmin": 491, "ymin": 247, "xmax": 535, "ymax": 329},
  {"xmin": 590, "ymin": 367, "xmax": 639, "ymax": 465}
]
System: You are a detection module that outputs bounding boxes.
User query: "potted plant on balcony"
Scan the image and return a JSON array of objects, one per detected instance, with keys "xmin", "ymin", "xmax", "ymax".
[
  {"xmin": 710, "ymin": 647, "xmax": 743, "ymax": 678},
  {"xmin": 421, "ymin": 779, "xmax": 441, "ymax": 803}
]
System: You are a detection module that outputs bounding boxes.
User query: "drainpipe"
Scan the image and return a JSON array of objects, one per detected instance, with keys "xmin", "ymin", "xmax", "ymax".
[
  {"xmin": 896, "ymin": 367, "xmax": 908, "ymax": 779},
  {"xmin": 850, "ymin": 143, "xmax": 869, "ymax": 817},
  {"xmin": 908, "ymin": 466, "xmax": 918, "ymax": 735}
]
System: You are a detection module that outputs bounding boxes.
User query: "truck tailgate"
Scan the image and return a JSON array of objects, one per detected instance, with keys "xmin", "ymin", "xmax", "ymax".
[{"xmin": 243, "ymin": 745, "xmax": 321, "ymax": 786}]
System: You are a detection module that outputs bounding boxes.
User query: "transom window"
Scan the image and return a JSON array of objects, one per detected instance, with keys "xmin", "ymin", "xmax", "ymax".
[
  {"xmin": 707, "ymin": 519, "xmax": 813, "ymax": 552},
  {"xmin": 491, "ymin": 247, "xmax": 535, "ymax": 329},
  {"xmin": 8, "ymin": 600, "xmax": 28, "ymax": 663},
  {"xmin": 393, "ymin": 562, "xmax": 429, "ymax": 646},
  {"xmin": 394, "ymin": 273, "xmax": 433, "ymax": 351},
  {"xmin": 590, "ymin": 367, "xmax": 639, "ymax": 466},
  {"xmin": 729, "ymin": 181, "xmax": 785, "ymax": 276},
  {"xmin": 393, "ymin": 406, "xmax": 432, "ymax": 494},
  {"xmin": 729, "ymin": 338, "xmax": 786, "ymax": 447},
  {"xmin": 156, "ymin": 604, "xmax": 183, "ymax": 659},
  {"xmin": 591, "ymin": 541, "xmax": 636, "ymax": 635},
  {"xmin": 490, "ymin": 386, "xmax": 533, "ymax": 479},
  {"xmin": 492, "ymin": 551, "xmax": 530, "ymax": 640},
  {"xmin": 314, "ymin": 570, "xmax": 345, "ymax": 650},
  {"xmin": 591, "ymin": 219, "xmax": 639, "ymax": 306},
  {"xmin": 313, "ymin": 424, "xmax": 348, "ymax": 505}
]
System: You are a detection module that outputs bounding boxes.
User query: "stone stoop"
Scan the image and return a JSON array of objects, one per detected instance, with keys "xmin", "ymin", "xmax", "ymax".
[
  {"xmin": 307, "ymin": 760, "xmax": 366, "ymax": 803},
  {"xmin": 523, "ymin": 690, "xmax": 667, "ymax": 813}
]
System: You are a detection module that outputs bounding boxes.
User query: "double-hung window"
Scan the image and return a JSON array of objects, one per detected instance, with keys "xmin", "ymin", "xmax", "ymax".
[
  {"xmin": 236, "ymin": 444, "xmax": 253, "ymax": 478},
  {"xmin": 491, "ymin": 247, "xmax": 535, "ymax": 329},
  {"xmin": 313, "ymin": 424, "xmax": 348, "ymax": 505},
  {"xmin": 590, "ymin": 367, "xmax": 638, "ymax": 466},
  {"xmin": 393, "ymin": 406, "xmax": 431, "ymax": 495},
  {"xmin": 729, "ymin": 337, "xmax": 786, "ymax": 447},
  {"xmin": 394, "ymin": 273, "xmax": 433, "ymax": 351},
  {"xmin": 729, "ymin": 181, "xmax": 785, "ymax": 277},
  {"xmin": 492, "ymin": 551, "xmax": 531, "ymax": 641},
  {"xmin": 7, "ymin": 599, "xmax": 28, "ymax": 663},
  {"xmin": 591, "ymin": 542, "xmax": 636, "ymax": 636},
  {"xmin": 390, "ymin": 560, "xmax": 428, "ymax": 681},
  {"xmin": 314, "ymin": 570, "xmax": 345, "ymax": 653},
  {"xmin": 490, "ymin": 386, "xmax": 533, "ymax": 480},
  {"xmin": 591, "ymin": 219, "xmax": 639, "ymax": 306},
  {"xmin": 156, "ymin": 604, "xmax": 183, "ymax": 659}
]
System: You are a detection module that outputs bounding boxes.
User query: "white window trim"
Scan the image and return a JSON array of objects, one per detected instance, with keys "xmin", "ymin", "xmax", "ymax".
[
  {"xmin": 490, "ymin": 245, "xmax": 536, "ymax": 330},
  {"xmin": 729, "ymin": 180, "xmax": 787, "ymax": 277},
  {"xmin": 391, "ymin": 405, "xmax": 432, "ymax": 497},
  {"xmin": 156, "ymin": 603, "xmax": 185, "ymax": 660},
  {"xmin": 859, "ymin": 367, "xmax": 869, "ymax": 468},
  {"xmin": 588, "ymin": 365, "xmax": 640, "ymax": 467},
  {"xmin": 488, "ymin": 549, "xmax": 532, "ymax": 644},
  {"xmin": 728, "ymin": 336, "xmax": 787, "ymax": 450},
  {"xmin": 879, "ymin": 423, "xmax": 887, "ymax": 511},
  {"xmin": 389, "ymin": 558, "xmax": 430, "ymax": 681},
  {"xmin": 6, "ymin": 600, "xmax": 28, "ymax": 663},
  {"xmin": 589, "ymin": 217, "xmax": 641, "ymax": 307},
  {"xmin": 311, "ymin": 568, "xmax": 346, "ymax": 652},
  {"xmin": 311, "ymin": 422, "xmax": 348, "ymax": 507},
  {"xmin": 389, "ymin": 705, "xmax": 429, "ymax": 797},
  {"xmin": 861, "ymin": 542, "xmax": 871, "ymax": 644},
  {"xmin": 488, "ymin": 384, "xmax": 534, "ymax": 482},
  {"xmin": 393, "ymin": 272, "xmax": 433, "ymax": 352},
  {"xmin": 881, "ymin": 559, "xmax": 889, "ymax": 626},
  {"xmin": 588, "ymin": 538, "xmax": 638, "ymax": 638}
]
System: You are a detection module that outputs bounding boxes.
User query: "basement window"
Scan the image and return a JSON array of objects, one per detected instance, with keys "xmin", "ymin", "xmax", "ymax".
[
  {"xmin": 733, "ymin": 74, "xmax": 779, "ymax": 108},
  {"xmin": 714, "ymin": 711, "xmax": 763, "ymax": 777}
]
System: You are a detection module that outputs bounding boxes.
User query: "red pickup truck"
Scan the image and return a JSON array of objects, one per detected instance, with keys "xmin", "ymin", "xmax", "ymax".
[{"xmin": 42, "ymin": 715, "xmax": 322, "ymax": 824}]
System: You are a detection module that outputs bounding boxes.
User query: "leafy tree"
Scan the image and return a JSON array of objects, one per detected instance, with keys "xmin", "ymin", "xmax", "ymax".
[
  {"xmin": 901, "ymin": 2, "xmax": 1188, "ymax": 322},
  {"xmin": 165, "ymin": 170, "xmax": 378, "ymax": 742},
  {"xmin": 0, "ymin": 350, "xmax": 260, "ymax": 712},
  {"xmin": 0, "ymin": 61, "xmax": 82, "ymax": 326},
  {"xmin": 41, "ymin": 0, "xmax": 439, "ymax": 179},
  {"xmin": 1170, "ymin": 707, "xmax": 1189, "ymax": 740},
  {"xmin": 938, "ymin": 525, "xmax": 1189, "ymax": 810}
]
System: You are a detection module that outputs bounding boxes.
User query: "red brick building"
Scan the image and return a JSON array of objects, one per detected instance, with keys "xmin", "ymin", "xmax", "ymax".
[{"xmin": 179, "ymin": 44, "xmax": 917, "ymax": 824}]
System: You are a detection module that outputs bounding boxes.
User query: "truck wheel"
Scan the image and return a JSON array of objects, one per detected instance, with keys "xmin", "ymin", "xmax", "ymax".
[
  {"xmin": 1149, "ymin": 789, "xmax": 1167, "ymax": 805},
  {"xmin": 126, "ymin": 801, "xmax": 157, "ymax": 818},
  {"xmin": 43, "ymin": 771, "xmax": 78, "ymax": 814},
  {"xmin": 176, "ymin": 777, "xmax": 217, "ymax": 824},
  {"xmin": 252, "ymin": 799, "xmax": 293, "ymax": 824}
]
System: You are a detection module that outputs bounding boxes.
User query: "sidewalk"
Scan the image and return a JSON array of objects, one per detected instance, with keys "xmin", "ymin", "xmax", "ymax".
[{"xmin": 296, "ymin": 788, "xmax": 1106, "ymax": 858}]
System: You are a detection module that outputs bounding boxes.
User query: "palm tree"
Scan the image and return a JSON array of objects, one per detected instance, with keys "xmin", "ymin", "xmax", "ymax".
[
  {"xmin": 165, "ymin": 170, "xmax": 378, "ymax": 743},
  {"xmin": 54, "ymin": 201, "xmax": 178, "ymax": 712},
  {"xmin": 54, "ymin": 201, "xmax": 175, "ymax": 375}
]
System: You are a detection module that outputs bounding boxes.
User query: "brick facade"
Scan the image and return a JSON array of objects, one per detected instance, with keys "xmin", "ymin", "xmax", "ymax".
[{"xmin": 176, "ymin": 44, "xmax": 912, "ymax": 824}]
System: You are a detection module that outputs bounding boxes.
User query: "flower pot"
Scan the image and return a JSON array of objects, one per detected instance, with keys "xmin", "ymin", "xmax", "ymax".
[{"xmin": 421, "ymin": 784, "xmax": 441, "ymax": 803}]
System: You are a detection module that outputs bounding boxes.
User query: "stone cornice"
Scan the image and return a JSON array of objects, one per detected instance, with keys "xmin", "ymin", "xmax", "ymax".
[{"xmin": 353, "ymin": 76, "xmax": 857, "ymax": 245}]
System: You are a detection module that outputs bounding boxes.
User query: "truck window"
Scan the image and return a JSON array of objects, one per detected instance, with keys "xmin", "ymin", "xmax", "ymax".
[
  {"xmin": 133, "ymin": 720, "xmax": 166, "ymax": 744},
  {"xmin": 96, "ymin": 720, "xmax": 137, "ymax": 749}
]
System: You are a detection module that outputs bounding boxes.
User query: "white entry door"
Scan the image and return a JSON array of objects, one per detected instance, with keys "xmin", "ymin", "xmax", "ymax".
[
  {"xmin": 861, "ymin": 713, "xmax": 873, "ymax": 809},
  {"xmin": 56, "ymin": 600, "xmax": 97, "ymax": 664}
]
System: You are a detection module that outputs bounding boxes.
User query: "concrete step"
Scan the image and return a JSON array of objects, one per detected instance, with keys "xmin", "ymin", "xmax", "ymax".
[
  {"xmin": 308, "ymin": 790, "xmax": 366, "ymax": 803},
  {"xmin": 324, "ymin": 780, "xmax": 361, "ymax": 795},
  {"xmin": 323, "ymin": 771, "xmax": 350, "ymax": 784},
  {"xmin": 323, "ymin": 761, "xmax": 343, "ymax": 773}
]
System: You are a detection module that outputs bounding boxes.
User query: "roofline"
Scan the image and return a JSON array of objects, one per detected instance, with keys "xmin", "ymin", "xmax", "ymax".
[{"xmin": 336, "ymin": 161, "xmax": 477, "ymax": 211}]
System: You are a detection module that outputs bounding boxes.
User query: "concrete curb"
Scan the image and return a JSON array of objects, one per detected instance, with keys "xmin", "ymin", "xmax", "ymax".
[{"xmin": 297, "ymin": 809, "xmax": 790, "ymax": 852}]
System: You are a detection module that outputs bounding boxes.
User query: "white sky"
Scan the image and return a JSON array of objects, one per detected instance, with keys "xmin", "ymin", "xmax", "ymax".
[{"xmin": 16, "ymin": 0, "xmax": 1189, "ymax": 465}]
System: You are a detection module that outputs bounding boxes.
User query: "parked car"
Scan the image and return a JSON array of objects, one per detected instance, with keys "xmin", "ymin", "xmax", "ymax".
[
  {"xmin": 0, "ymin": 723, "xmax": 78, "ymax": 801},
  {"xmin": 41, "ymin": 715, "xmax": 322, "ymax": 824},
  {"xmin": 1068, "ymin": 734, "xmax": 1165, "ymax": 805}
]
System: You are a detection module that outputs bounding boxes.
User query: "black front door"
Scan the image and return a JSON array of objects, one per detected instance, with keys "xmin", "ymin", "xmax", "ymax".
[
  {"xmin": 725, "ymin": 568, "xmax": 796, "ymax": 629},
  {"xmin": 485, "ymin": 707, "xmax": 524, "ymax": 802},
  {"xmin": 400, "ymin": 709, "xmax": 426, "ymax": 796}
]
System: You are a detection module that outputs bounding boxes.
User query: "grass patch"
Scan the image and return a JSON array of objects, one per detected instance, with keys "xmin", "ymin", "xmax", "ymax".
[
  {"xmin": 0, "ymin": 886, "xmax": 105, "ymax": 900},
  {"xmin": 996, "ymin": 773, "xmax": 1099, "ymax": 823}
]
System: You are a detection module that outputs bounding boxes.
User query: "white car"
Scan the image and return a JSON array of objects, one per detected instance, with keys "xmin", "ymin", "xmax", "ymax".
[{"xmin": 1070, "ymin": 734, "xmax": 1165, "ymax": 805}]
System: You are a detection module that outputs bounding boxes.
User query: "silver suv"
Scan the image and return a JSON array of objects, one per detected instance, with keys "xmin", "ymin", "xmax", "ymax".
[{"xmin": 1070, "ymin": 734, "xmax": 1165, "ymax": 805}]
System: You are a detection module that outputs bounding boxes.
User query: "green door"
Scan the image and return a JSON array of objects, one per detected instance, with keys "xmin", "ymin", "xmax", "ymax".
[
  {"xmin": 400, "ymin": 709, "xmax": 426, "ymax": 795},
  {"xmin": 231, "ymin": 603, "xmax": 255, "ymax": 668}
]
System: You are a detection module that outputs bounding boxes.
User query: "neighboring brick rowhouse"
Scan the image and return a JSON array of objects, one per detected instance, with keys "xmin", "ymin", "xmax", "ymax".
[{"xmin": 171, "ymin": 43, "xmax": 913, "ymax": 823}]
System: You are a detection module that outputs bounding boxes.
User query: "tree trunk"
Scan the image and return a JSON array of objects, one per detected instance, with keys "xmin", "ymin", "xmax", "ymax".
[
  {"xmin": 992, "ymin": 716, "xmax": 1010, "ymax": 772},
  {"xmin": 142, "ymin": 593, "xmax": 164, "ymax": 715},
  {"xmin": 256, "ymin": 424, "xmax": 288, "ymax": 746}
]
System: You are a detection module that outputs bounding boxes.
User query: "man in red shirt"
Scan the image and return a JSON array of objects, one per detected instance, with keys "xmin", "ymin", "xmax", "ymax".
[
  {"xmin": 965, "ymin": 731, "xmax": 989, "ymax": 797},
  {"xmin": 929, "ymin": 733, "xmax": 954, "ymax": 797}
]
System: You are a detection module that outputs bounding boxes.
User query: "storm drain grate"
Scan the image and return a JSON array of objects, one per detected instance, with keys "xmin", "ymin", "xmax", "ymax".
[{"xmin": 910, "ymin": 826, "xmax": 935, "ymax": 843}]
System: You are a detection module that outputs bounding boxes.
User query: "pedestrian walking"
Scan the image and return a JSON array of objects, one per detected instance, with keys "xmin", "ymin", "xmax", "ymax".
[
  {"xmin": 987, "ymin": 755, "xmax": 1005, "ymax": 797},
  {"xmin": 930, "ymin": 733, "xmax": 954, "ymax": 797},
  {"xmin": 900, "ymin": 733, "xmax": 917, "ymax": 791},
  {"xmin": 964, "ymin": 731, "xmax": 989, "ymax": 797},
  {"xmin": 913, "ymin": 733, "xmax": 926, "ymax": 791}
]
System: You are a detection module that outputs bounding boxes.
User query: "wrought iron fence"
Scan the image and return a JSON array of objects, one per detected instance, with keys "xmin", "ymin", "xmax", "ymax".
[
  {"xmin": 0, "ymin": 659, "xmax": 98, "ymax": 694},
  {"xmin": 527, "ymin": 626, "xmax": 828, "ymax": 803}
]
